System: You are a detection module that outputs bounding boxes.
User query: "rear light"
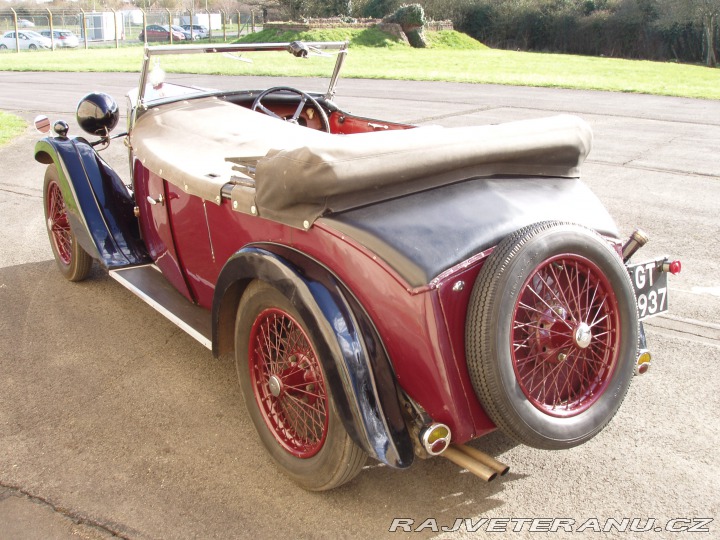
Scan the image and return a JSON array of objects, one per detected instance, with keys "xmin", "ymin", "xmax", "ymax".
[
  {"xmin": 662, "ymin": 259, "xmax": 682, "ymax": 275},
  {"xmin": 636, "ymin": 350, "xmax": 651, "ymax": 375},
  {"xmin": 420, "ymin": 423, "xmax": 451, "ymax": 456}
]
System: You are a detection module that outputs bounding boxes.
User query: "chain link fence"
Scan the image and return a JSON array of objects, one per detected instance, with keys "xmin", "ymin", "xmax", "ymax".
[{"xmin": 0, "ymin": 7, "xmax": 260, "ymax": 51}]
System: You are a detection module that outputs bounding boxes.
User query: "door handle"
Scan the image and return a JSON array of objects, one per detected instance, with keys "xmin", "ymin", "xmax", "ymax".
[{"xmin": 146, "ymin": 194, "xmax": 164, "ymax": 206}]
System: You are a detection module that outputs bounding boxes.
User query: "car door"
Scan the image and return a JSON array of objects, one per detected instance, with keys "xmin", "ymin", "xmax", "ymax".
[{"xmin": 133, "ymin": 160, "xmax": 193, "ymax": 301}]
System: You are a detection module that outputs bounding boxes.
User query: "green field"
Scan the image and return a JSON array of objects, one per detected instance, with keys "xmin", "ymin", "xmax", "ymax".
[{"xmin": 0, "ymin": 29, "xmax": 718, "ymax": 99}]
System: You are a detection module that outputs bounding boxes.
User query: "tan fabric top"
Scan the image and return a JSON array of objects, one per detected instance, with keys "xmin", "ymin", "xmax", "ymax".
[
  {"xmin": 130, "ymin": 97, "xmax": 593, "ymax": 228},
  {"xmin": 130, "ymin": 97, "xmax": 330, "ymax": 203},
  {"xmin": 256, "ymin": 113, "xmax": 592, "ymax": 227}
]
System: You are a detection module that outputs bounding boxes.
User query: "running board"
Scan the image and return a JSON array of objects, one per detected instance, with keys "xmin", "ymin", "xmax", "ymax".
[{"xmin": 109, "ymin": 265, "xmax": 212, "ymax": 350}]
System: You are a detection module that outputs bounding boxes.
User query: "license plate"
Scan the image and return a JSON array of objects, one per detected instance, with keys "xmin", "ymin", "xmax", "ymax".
[{"xmin": 627, "ymin": 259, "xmax": 669, "ymax": 320}]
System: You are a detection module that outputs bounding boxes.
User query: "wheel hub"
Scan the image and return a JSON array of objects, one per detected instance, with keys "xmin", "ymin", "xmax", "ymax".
[
  {"xmin": 268, "ymin": 375, "xmax": 282, "ymax": 397},
  {"xmin": 574, "ymin": 323, "xmax": 593, "ymax": 349}
]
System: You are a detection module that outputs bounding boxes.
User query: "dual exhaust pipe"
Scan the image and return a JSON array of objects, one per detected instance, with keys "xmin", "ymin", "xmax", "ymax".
[
  {"xmin": 442, "ymin": 444, "xmax": 510, "ymax": 482},
  {"xmin": 420, "ymin": 423, "xmax": 509, "ymax": 482}
]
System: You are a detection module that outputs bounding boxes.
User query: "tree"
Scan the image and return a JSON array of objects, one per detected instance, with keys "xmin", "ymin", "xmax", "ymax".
[
  {"xmin": 659, "ymin": 0, "xmax": 719, "ymax": 66},
  {"xmin": 693, "ymin": 0, "xmax": 720, "ymax": 66},
  {"xmin": 277, "ymin": 0, "xmax": 307, "ymax": 20}
]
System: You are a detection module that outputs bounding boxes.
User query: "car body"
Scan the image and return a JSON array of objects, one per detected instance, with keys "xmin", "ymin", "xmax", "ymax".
[
  {"xmin": 39, "ymin": 29, "xmax": 80, "ymax": 48},
  {"xmin": 171, "ymin": 25, "xmax": 193, "ymax": 41},
  {"xmin": 33, "ymin": 41, "xmax": 680, "ymax": 491},
  {"xmin": 19, "ymin": 18, "xmax": 35, "ymax": 28},
  {"xmin": 181, "ymin": 24, "xmax": 208, "ymax": 39},
  {"xmin": 0, "ymin": 30, "xmax": 51, "ymax": 50},
  {"xmin": 139, "ymin": 24, "xmax": 185, "ymax": 42}
]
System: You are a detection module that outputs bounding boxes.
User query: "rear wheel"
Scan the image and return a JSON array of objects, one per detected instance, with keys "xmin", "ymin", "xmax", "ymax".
[
  {"xmin": 235, "ymin": 281, "xmax": 366, "ymax": 490},
  {"xmin": 43, "ymin": 166, "xmax": 93, "ymax": 281},
  {"xmin": 466, "ymin": 222, "xmax": 638, "ymax": 449}
]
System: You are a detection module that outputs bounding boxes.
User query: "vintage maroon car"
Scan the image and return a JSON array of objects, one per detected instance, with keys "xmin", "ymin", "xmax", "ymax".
[{"xmin": 34, "ymin": 41, "xmax": 680, "ymax": 490}]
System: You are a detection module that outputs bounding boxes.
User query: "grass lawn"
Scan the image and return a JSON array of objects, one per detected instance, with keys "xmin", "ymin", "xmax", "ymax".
[
  {"xmin": 0, "ymin": 29, "xmax": 717, "ymax": 99},
  {"xmin": 0, "ymin": 112, "xmax": 26, "ymax": 147}
]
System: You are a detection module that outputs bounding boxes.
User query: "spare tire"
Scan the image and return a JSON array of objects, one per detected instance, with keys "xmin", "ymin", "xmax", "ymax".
[{"xmin": 465, "ymin": 221, "xmax": 638, "ymax": 449}]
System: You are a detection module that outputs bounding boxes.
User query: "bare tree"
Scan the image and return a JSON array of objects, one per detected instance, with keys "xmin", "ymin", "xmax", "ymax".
[
  {"xmin": 660, "ymin": 0, "xmax": 719, "ymax": 66},
  {"xmin": 693, "ymin": 0, "xmax": 720, "ymax": 66}
]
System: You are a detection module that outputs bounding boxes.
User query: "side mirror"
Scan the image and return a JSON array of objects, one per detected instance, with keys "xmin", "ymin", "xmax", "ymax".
[{"xmin": 76, "ymin": 92, "xmax": 119, "ymax": 137}]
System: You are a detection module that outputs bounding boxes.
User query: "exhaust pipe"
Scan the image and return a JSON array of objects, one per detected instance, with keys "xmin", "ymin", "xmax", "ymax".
[
  {"xmin": 454, "ymin": 444, "xmax": 510, "ymax": 476},
  {"xmin": 442, "ymin": 446, "xmax": 498, "ymax": 482}
]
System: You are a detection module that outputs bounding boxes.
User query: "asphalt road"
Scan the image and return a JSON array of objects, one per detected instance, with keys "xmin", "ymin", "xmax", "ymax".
[{"xmin": 1, "ymin": 72, "xmax": 719, "ymax": 539}]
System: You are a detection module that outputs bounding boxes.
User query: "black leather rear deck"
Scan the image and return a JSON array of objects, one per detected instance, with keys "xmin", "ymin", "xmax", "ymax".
[{"xmin": 320, "ymin": 176, "xmax": 619, "ymax": 288}]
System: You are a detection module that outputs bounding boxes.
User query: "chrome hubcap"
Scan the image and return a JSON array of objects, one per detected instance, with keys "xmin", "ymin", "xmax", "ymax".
[
  {"xmin": 574, "ymin": 323, "xmax": 593, "ymax": 349},
  {"xmin": 268, "ymin": 375, "xmax": 282, "ymax": 397}
]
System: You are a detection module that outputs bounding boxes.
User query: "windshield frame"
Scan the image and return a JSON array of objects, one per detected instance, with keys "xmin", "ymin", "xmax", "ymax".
[{"xmin": 136, "ymin": 41, "xmax": 349, "ymax": 111}]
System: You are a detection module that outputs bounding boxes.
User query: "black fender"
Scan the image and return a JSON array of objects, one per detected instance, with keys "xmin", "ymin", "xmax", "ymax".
[
  {"xmin": 212, "ymin": 245, "xmax": 414, "ymax": 469},
  {"xmin": 35, "ymin": 137, "xmax": 149, "ymax": 268}
]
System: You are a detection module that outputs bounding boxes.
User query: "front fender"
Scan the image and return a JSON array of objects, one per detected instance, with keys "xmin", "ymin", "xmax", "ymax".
[
  {"xmin": 35, "ymin": 137, "xmax": 149, "ymax": 268},
  {"xmin": 212, "ymin": 246, "xmax": 414, "ymax": 469}
]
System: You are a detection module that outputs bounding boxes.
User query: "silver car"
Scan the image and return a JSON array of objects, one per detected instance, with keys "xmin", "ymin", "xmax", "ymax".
[
  {"xmin": 39, "ymin": 29, "xmax": 80, "ymax": 49},
  {"xmin": 180, "ymin": 24, "xmax": 209, "ymax": 39}
]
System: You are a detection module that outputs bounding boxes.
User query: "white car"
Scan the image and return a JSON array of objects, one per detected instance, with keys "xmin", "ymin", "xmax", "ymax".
[
  {"xmin": 40, "ymin": 29, "xmax": 80, "ymax": 48},
  {"xmin": 19, "ymin": 19, "xmax": 35, "ymax": 28},
  {"xmin": 0, "ymin": 30, "xmax": 51, "ymax": 50}
]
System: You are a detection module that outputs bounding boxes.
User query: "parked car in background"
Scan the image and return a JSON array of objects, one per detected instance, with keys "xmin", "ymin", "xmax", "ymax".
[
  {"xmin": 39, "ymin": 29, "xmax": 80, "ymax": 49},
  {"xmin": 0, "ymin": 30, "xmax": 51, "ymax": 50},
  {"xmin": 171, "ymin": 25, "xmax": 193, "ymax": 41},
  {"xmin": 181, "ymin": 24, "xmax": 209, "ymax": 39},
  {"xmin": 19, "ymin": 19, "xmax": 35, "ymax": 28},
  {"xmin": 138, "ymin": 24, "xmax": 185, "ymax": 42}
]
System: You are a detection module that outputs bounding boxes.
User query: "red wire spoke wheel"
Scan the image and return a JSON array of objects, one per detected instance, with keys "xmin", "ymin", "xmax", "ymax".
[
  {"xmin": 43, "ymin": 166, "xmax": 92, "ymax": 281},
  {"xmin": 235, "ymin": 281, "xmax": 366, "ymax": 490},
  {"xmin": 511, "ymin": 255, "xmax": 619, "ymax": 418},
  {"xmin": 248, "ymin": 307, "xmax": 329, "ymax": 458},
  {"xmin": 466, "ymin": 222, "xmax": 638, "ymax": 450},
  {"xmin": 47, "ymin": 179, "xmax": 73, "ymax": 265}
]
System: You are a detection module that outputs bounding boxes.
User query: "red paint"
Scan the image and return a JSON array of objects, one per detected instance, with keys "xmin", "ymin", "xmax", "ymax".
[
  {"xmin": 133, "ymin": 161, "xmax": 193, "ymax": 301},
  {"xmin": 328, "ymin": 110, "xmax": 414, "ymax": 134},
  {"xmin": 133, "ymin": 160, "xmax": 496, "ymax": 443},
  {"xmin": 164, "ymin": 182, "xmax": 217, "ymax": 305},
  {"xmin": 436, "ymin": 262, "xmax": 498, "ymax": 438}
]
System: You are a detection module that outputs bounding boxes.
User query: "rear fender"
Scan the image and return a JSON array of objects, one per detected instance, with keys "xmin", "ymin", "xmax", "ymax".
[
  {"xmin": 212, "ymin": 245, "xmax": 414, "ymax": 469},
  {"xmin": 35, "ymin": 137, "xmax": 149, "ymax": 268}
]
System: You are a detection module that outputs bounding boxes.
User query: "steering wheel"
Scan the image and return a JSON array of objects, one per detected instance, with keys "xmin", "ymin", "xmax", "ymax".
[{"xmin": 251, "ymin": 86, "xmax": 331, "ymax": 133}]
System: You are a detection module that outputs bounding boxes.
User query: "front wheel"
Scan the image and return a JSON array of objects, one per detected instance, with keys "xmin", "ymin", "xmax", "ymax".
[
  {"xmin": 29, "ymin": 43, "xmax": 37, "ymax": 50},
  {"xmin": 43, "ymin": 166, "xmax": 93, "ymax": 281},
  {"xmin": 466, "ymin": 222, "xmax": 638, "ymax": 449},
  {"xmin": 235, "ymin": 281, "xmax": 366, "ymax": 490}
]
